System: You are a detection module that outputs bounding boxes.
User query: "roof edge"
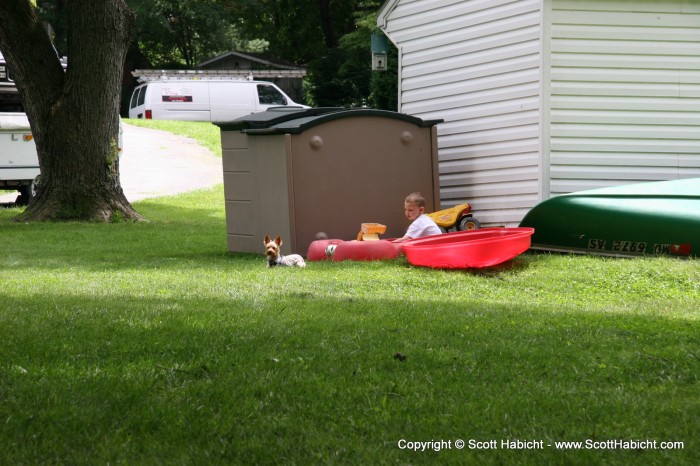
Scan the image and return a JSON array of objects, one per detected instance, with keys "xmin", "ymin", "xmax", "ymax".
[
  {"xmin": 197, "ymin": 50, "xmax": 305, "ymax": 71},
  {"xmin": 377, "ymin": 0, "xmax": 401, "ymax": 29}
]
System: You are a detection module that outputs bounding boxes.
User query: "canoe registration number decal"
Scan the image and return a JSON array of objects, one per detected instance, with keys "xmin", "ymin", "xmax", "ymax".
[
  {"xmin": 612, "ymin": 240, "xmax": 646, "ymax": 253},
  {"xmin": 588, "ymin": 239, "xmax": 691, "ymax": 255}
]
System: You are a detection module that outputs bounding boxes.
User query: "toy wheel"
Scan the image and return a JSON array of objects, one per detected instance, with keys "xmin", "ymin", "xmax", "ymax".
[{"xmin": 458, "ymin": 216, "xmax": 480, "ymax": 230}]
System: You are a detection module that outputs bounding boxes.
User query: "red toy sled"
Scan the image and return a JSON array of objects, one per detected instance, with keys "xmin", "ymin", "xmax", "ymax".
[{"xmin": 402, "ymin": 228, "xmax": 534, "ymax": 269}]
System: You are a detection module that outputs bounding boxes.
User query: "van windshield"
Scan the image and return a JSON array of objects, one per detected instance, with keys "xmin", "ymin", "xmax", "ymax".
[{"xmin": 257, "ymin": 84, "xmax": 287, "ymax": 105}]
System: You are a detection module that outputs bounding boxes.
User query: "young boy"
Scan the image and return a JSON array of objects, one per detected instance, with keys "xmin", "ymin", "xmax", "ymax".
[{"xmin": 392, "ymin": 192, "xmax": 442, "ymax": 243}]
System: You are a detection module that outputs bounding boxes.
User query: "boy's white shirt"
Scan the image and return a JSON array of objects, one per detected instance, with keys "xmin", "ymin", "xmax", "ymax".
[{"xmin": 406, "ymin": 214, "xmax": 441, "ymax": 239}]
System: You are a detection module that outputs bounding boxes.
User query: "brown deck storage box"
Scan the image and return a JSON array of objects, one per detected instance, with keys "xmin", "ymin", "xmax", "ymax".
[{"xmin": 217, "ymin": 108, "xmax": 442, "ymax": 256}]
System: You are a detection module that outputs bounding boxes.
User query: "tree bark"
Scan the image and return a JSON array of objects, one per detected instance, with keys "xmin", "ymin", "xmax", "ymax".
[{"xmin": 0, "ymin": 0, "xmax": 142, "ymax": 221}]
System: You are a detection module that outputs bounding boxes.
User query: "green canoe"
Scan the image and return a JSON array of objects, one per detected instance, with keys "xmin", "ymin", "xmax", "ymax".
[{"xmin": 519, "ymin": 178, "xmax": 700, "ymax": 257}]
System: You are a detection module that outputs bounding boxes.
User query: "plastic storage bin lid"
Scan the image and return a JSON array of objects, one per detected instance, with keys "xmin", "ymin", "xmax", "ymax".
[
  {"xmin": 215, "ymin": 107, "xmax": 343, "ymax": 130},
  {"xmin": 242, "ymin": 108, "xmax": 443, "ymax": 135},
  {"xmin": 217, "ymin": 108, "xmax": 443, "ymax": 134}
]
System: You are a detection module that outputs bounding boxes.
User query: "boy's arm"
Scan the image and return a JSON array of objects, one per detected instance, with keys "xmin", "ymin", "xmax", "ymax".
[{"xmin": 393, "ymin": 217, "xmax": 420, "ymax": 243}]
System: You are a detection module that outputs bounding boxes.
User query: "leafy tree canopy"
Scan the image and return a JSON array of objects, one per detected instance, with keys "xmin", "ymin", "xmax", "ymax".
[{"xmin": 35, "ymin": 0, "xmax": 397, "ymax": 110}]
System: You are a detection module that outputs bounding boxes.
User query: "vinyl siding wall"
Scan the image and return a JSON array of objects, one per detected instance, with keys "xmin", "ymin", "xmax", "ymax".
[
  {"xmin": 381, "ymin": 0, "xmax": 543, "ymax": 226},
  {"xmin": 548, "ymin": 0, "xmax": 700, "ymax": 195},
  {"xmin": 380, "ymin": 0, "xmax": 700, "ymax": 226}
]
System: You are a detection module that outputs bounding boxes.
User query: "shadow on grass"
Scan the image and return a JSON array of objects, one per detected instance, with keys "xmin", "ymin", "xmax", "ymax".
[{"xmin": 1, "ymin": 290, "xmax": 698, "ymax": 464}]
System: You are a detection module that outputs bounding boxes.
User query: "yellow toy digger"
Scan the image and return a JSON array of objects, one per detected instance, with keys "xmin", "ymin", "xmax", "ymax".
[
  {"xmin": 427, "ymin": 203, "xmax": 481, "ymax": 232},
  {"xmin": 354, "ymin": 204, "xmax": 479, "ymax": 241},
  {"xmin": 356, "ymin": 223, "xmax": 387, "ymax": 241}
]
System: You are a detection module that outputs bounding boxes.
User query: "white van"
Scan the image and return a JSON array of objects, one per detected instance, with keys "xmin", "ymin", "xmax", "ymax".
[{"xmin": 128, "ymin": 77, "xmax": 307, "ymax": 122}]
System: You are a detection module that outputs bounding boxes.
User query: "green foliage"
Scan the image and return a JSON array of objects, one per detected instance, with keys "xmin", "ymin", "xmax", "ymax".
[
  {"xmin": 107, "ymin": 136, "xmax": 120, "ymax": 177},
  {"xmin": 127, "ymin": 0, "xmax": 240, "ymax": 67},
  {"xmin": 303, "ymin": 0, "xmax": 398, "ymax": 109},
  {"xmin": 305, "ymin": 47, "xmax": 353, "ymax": 107},
  {"xmin": 235, "ymin": 0, "xmax": 397, "ymax": 109},
  {"xmin": 231, "ymin": 0, "xmax": 359, "ymax": 61},
  {"xmin": 337, "ymin": 2, "xmax": 398, "ymax": 110},
  {"xmin": 369, "ymin": 40, "xmax": 398, "ymax": 111},
  {"xmin": 37, "ymin": 0, "xmax": 397, "ymax": 109}
]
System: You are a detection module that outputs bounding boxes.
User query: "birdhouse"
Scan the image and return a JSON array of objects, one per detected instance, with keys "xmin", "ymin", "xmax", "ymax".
[{"xmin": 371, "ymin": 33, "xmax": 388, "ymax": 71}]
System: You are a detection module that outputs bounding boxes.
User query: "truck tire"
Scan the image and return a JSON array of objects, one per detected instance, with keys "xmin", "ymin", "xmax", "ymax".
[{"xmin": 15, "ymin": 176, "xmax": 39, "ymax": 206}]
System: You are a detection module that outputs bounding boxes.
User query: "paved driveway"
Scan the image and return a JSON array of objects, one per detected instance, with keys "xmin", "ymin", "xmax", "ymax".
[
  {"xmin": 0, "ymin": 123, "xmax": 223, "ymax": 206},
  {"xmin": 118, "ymin": 123, "xmax": 222, "ymax": 202}
]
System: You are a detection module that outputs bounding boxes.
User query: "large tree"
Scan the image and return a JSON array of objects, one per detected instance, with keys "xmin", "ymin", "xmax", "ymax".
[{"xmin": 0, "ymin": 0, "xmax": 141, "ymax": 221}]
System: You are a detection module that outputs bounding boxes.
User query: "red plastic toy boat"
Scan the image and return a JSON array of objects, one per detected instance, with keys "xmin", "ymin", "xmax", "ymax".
[{"xmin": 402, "ymin": 228, "xmax": 534, "ymax": 269}]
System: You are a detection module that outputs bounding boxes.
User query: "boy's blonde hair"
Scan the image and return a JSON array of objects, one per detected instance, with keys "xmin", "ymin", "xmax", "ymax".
[{"xmin": 405, "ymin": 192, "xmax": 426, "ymax": 208}]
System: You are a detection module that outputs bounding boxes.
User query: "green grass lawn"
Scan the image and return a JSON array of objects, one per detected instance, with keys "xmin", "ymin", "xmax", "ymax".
[
  {"xmin": 1, "ymin": 188, "xmax": 698, "ymax": 465},
  {"xmin": 1, "ymin": 121, "xmax": 698, "ymax": 464}
]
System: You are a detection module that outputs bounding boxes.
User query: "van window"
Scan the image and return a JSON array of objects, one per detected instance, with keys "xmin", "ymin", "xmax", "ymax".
[
  {"xmin": 137, "ymin": 86, "xmax": 146, "ymax": 106},
  {"xmin": 130, "ymin": 88, "xmax": 140, "ymax": 109},
  {"xmin": 257, "ymin": 84, "xmax": 287, "ymax": 105}
]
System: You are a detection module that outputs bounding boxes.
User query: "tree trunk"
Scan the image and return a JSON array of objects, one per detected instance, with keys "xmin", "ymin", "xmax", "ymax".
[
  {"xmin": 0, "ymin": 0, "xmax": 142, "ymax": 221},
  {"xmin": 317, "ymin": 0, "xmax": 338, "ymax": 48}
]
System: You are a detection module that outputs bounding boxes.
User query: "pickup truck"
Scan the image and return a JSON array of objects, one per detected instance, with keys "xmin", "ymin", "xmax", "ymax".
[{"xmin": 0, "ymin": 112, "xmax": 39, "ymax": 205}]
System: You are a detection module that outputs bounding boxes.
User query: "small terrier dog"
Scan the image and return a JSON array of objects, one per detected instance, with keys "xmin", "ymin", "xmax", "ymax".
[{"xmin": 263, "ymin": 235, "xmax": 306, "ymax": 268}]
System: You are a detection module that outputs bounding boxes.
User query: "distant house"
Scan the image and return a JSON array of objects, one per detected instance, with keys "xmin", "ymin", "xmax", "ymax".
[
  {"xmin": 197, "ymin": 51, "xmax": 307, "ymax": 103},
  {"xmin": 378, "ymin": 0, "xmax": 700, "ymax": 227}
]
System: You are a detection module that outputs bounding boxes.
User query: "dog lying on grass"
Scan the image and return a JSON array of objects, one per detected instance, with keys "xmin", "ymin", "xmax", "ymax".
[{"xmin": 263, "ymin": 235, "xmax": 306, "ymax": 268}]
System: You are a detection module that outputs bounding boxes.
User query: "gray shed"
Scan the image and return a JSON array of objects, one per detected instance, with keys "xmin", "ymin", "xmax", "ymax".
[
  {"xmin": 378, "ymin": 0, "xmax": 700, "ymax": 227},
  {"xmin": 217, "ymin": 108, "xmax": 442, "ymax": 255}
]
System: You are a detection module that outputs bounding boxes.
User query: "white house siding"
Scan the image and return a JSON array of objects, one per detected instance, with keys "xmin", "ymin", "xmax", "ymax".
[
  {"xmin": 379, "ymin": 0, "xmax": 543, "ymax": 226},
  {"xmin": 548, "ymin": 0, "xmax": 700, "ymax": 195}
]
